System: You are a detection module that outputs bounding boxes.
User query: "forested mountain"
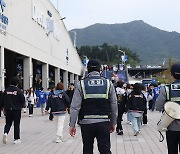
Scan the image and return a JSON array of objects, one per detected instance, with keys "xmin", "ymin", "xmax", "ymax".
[{"xmin": 69, "ymin": 20, "xmax": 180, "ymax": 65}]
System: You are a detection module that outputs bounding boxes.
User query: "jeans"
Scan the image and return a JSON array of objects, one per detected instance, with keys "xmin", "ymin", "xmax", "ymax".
[
  {"xmin": 81, "ymin": 122, "xmax": 111, "ymax": 154},
  {"xmin": 151, "ymin": 99, "xmax": 156, "ymax": 111},
  {"xmin": 4, "ymin": 110, "xmax": 21, "ymax": 140},
  {"xmin": 127, "ymin": 110, "xmax": 132, "ymax": 122},
  {"xmin": 130, "ymin": 112, "xmax": 142, "ymax": 132},
  {"xmin": 40, "ymin": 103, "xmax": 46, "ymax": 114}
]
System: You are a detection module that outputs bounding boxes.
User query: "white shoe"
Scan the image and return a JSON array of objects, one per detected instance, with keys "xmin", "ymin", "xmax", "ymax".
[
  {"xmin": 55, "ymin": 137, "xmax": 62, "ymax": 143},
  {"xmin": 29, "ymin": 114, "xmax": 33, "ymax": 117},
  {"xmin": 128, "ymin": 121, "xmax": 132, "ymax": 125},
  {"xmin": 14, "ymin": 139, "xmax": 21, "ymax": 144},
  {"xmin": 2, "ymin": 133, "xmax": 7, "ymax": 144}
]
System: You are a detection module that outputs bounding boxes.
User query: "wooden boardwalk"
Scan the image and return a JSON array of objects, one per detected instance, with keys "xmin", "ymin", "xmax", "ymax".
[{"xmin": 0, "ymin": 109, "xmax": 167, "ymax": 154}]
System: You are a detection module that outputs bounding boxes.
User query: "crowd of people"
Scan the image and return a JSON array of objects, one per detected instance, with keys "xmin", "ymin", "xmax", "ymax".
[
  {"xmin": 0, "ymin": 79, "xmax": 75, "ymax": 144},
  {"xmin": 0, "ymin": 60, "xmax": 179, "ymax": 154}
]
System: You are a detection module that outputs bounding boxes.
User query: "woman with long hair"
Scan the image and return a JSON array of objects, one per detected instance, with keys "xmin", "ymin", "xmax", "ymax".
[
  {"xmin": 127, "ymin": 83, "xmax": 146, "ymax": 136},
  {"xmin": 45, "ymin": 82, "xmax": 70, "ymax": 143},
  {"xmin": 27, "ymin": 87, "xmax": 36, "ymax": 117}
]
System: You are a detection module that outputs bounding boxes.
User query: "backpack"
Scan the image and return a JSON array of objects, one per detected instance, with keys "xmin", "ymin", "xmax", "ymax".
[
  {"xmin": 129, "ymin": 92, "xmax": 146, "ymax": 111},
  {"xmin": 117, "ymin": 94, "xmax": 123, "ymax": 103}
]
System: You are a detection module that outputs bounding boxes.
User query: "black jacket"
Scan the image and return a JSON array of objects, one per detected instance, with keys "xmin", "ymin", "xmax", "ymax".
[
  {"xmin": 127, "ymin": 91, "xmax": 146, "ymax": 112},
  {"xmin": 66, "ymin": 89, "xmax": 74, "ymax": 103},
  {"xmin": 46, "ymin": 91, "xmax": 70, "ymax": 113},
  {"xmin": 117, "ymin": 92, "xmax": 127, "ymax": 113},
  {"xmin": 2, "ymin": 85, "xmax": 25, "ymax": 111}
]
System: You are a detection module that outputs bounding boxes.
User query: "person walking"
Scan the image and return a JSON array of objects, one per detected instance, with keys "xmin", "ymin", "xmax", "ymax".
[
  {"xmin": 36, "ymin": 87, "xmax": 47, "ymax": 116},
  {"xmin": 45, "ymin": 82, "xmax": 70, "ymax": 143},
  {"xmin": 66, "ymin": 83, "xmax": 75, "ymax": 104},
  {"xmin": 151, "ymin": 84, "xmax": 160, "ymax": 111},
  {"xmin": 126, "ymin": 84, "xmax": 133, "ymax": 125},
  {"xmin": 116, "ymin": 80, "xmax": 127, "ymax": 135},
  {"xmin": 147, "ymin": 83, "xmax": 154, "ymax": 110},
  {"xmin": 23, "ymin": 90, "xmax": 28, "ymax": 113},
  {"xmin": 69, "ymin": 59, "xmax": 118, "ymax": 154},
  {"xmin": 1, "ymin": 77, "xmax": 25, "ymax": 144},
  {"xmin": 141, "ymin": 85, "xmax": 153, "ymax": 125},
  {"xmin": 27, "ymin": 87, "xmax": 36, "ymax": 117},
  {"xmin": 127, "ymin": 83, "xmax": 146, "ymax": 136},
  {"xmin": 0, "ymin": 91, "xmax": 3, "ymax": 118},
  {"xmin": 156, "ymin": 63, "xmax": 180, "ymax": 154}
]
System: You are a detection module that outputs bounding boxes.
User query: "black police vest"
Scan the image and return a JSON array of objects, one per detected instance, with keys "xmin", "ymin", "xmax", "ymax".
[
  {"xmin": 79, "ymin": 76, "xmax": 111, "ymax": 120},
  {"xmin": 165, "ymin": 80, "xmax": 180, "ymax": 104}
]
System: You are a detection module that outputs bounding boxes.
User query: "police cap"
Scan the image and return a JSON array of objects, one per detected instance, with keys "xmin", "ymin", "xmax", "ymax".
[
  {"xmin": 171, "ymin": 63, "xmax": 180, "ymax": 79},
  {"xmin": 87, "ymin": 59, "xmax": 101, "ymax": 73}
]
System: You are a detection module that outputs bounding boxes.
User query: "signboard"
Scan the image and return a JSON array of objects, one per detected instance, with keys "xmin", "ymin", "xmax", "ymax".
[
  {"xmin": 32, "ymin": 3, "xmax": 60, "ymax": 41},
  {"xmin": 0, "ymin": 0, "xmax": 8, "ymax": 35}
]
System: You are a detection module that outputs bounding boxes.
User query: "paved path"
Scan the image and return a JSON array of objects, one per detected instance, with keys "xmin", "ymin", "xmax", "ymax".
[{"xmin": 0, "ymin": 109, "xmax": 167, "ymax": 154}]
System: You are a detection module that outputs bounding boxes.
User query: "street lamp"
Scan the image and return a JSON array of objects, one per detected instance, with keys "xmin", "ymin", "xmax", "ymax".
[
  {"xmin": 60, "ymin": 17, "xmax": 66, "ymax": 20},
  {"xmin": 118, "ymin": 49, "xmax": 126, "ymax": 67},
  {"xmin": 71, "ymin": 31, "xmax": 77, "ymax": 48}
]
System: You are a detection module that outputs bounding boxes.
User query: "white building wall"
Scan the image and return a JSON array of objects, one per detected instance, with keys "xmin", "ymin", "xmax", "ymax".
[{"xmin": 0, "ymin": 0, "xmax": 83, "ymax": 76}]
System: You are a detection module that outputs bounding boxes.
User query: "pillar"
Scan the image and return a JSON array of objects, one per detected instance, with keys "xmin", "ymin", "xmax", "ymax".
[
  {"xmin": 42, "ymin": 63, "xmax": 49, "ymax": 90},
  {"xmin": 74, "ymin": 74, "xmax": 79, "ymax": 84},
  {"xmin": 23, "ymin": 57, "xmax": 33, "ymax": 90},
  {"xmin": 63, "ymin": 70, "xmax": 68, "ymax": 90},
  {"xmin": 70, "ymin": 73, "xmax": 74, "ymax": 84},
  {"xmin": 55, "ymin": 67, "xmax": 60, "ymax": 85}
]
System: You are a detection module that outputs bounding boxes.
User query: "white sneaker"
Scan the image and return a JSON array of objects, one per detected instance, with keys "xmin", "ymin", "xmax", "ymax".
[
  {"xmin": 2, "ymin": 133, "xmax": 7, "ymax": 144},
  {"xmin": 14, "ymin": 139, "xmax": 21, "ymax": 144},
  {"xmin": 55, "ymin": 137, "xmax": 62, "ymax": 143},
  {"xmin": 29, "ymin": 114, "xmax": 33, "ymax": 117}
]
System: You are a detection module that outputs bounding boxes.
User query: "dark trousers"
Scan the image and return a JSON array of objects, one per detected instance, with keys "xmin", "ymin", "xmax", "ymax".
[
  {"xmin": 49, "ymin": 112, "xmax": 54, "ymax": 120},
  {"xmin": 80, "ymin": 122, "xmax": 111, "ymax": 154},
  {"xmin": 0, "ymin": 108, "xmax": 1, "ymax": 117},
  {"xmin": 149, "ymin": 100, "xmax": 153, "ymax": 110},
  {"xmin": 28, "ymin": 104, "xmax": 34, "ymax": 115},
  {"xmin": 142, "ymin": 109, "xmax": 147, "ymax": 124},
  {"xmin": 4, "ymin": 110, "xmax": 21, "ymax": 140},
  {"xmin": 166, "ymin": 131, "xmax": 180, "ymax": 154},
  {"xmin": 117, "ymin": 112, "xmax": 123, "ymax": 131}
]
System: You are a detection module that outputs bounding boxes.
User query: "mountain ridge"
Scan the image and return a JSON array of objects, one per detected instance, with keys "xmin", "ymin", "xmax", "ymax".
[{"xmin": 69, "ymin": 20, "xmax": 180, "ymax": 65}]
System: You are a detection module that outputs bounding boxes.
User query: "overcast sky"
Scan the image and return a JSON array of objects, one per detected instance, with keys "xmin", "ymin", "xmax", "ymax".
[{"xmin": 50, "ymin": 0, "xmax": 180, "ymax": 33}]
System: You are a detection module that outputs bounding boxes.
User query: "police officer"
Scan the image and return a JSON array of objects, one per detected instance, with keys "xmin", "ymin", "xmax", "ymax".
[
  {"xmin": 156, "ymin": 63, "xmax": 180, "ymax": 154},
  {"xmin": 2, "ymin": 77, "xmax": 25, "ymax": 144},
  {"xmin": 69, "ymin": 59, "xmax": 118, "ymax": 154}
]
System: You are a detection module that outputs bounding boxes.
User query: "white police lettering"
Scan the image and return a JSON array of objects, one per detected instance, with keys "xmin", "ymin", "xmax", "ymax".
[
  {"xmin": 88, "ymin": 79, "xmax": 104, "ymax": 86},
  {"xmin": 171, "ymin": 84, "xmax": 180, "ymax": 90},
  {"xmin": 6, "ymin": 91, "xmax": 17, "ymax": 95}
]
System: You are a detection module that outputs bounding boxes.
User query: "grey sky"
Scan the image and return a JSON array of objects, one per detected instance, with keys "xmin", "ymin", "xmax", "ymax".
[{"xmin": 51, "ymin": 0, "xmax": 180, "ymax": 33}]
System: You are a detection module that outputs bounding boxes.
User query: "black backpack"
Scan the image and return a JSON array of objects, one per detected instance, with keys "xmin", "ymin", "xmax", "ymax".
[{"xmin": 129, "ymin": 93, "xmax": 146, "ymax": 111}]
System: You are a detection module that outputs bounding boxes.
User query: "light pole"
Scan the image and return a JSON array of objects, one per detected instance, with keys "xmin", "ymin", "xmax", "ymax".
[
  {"xmin": 118, "ymin": 49, "xmax": 126, "ymax": 66},
  {"xmin": 71, "ymin": 31, "xmax": 77, "ymax": 48}
]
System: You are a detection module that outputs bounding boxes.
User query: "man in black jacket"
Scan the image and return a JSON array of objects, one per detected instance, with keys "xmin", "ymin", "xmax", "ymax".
[{"xmin": 2, "ymin": 77, "xmax": 25, "ymax": 144}]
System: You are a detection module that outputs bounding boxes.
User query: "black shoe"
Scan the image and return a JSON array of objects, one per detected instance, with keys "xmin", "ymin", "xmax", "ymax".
[
  {"xmin": 116, "ymin": 128, "xmax": 119, "ymax": 133},
  {"xmin": 117, "ymin": 131, "xmax": 123, "ymax": 135}
]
